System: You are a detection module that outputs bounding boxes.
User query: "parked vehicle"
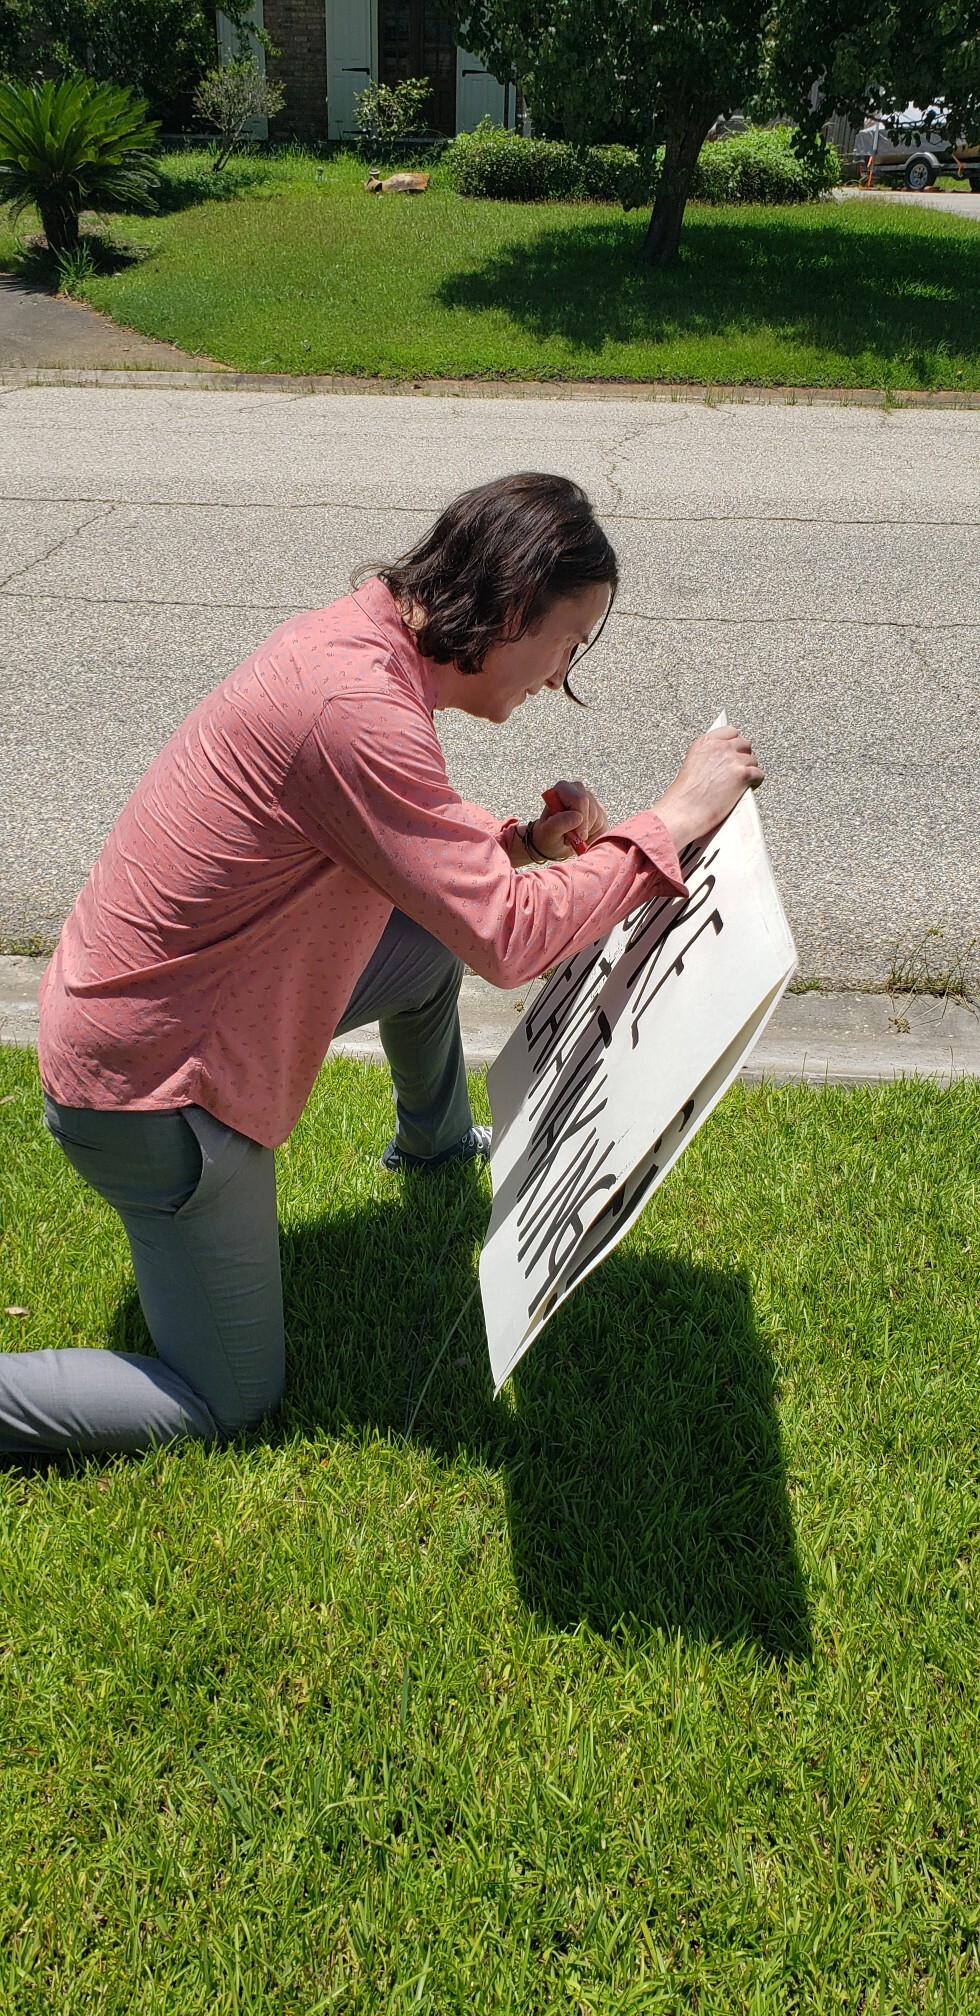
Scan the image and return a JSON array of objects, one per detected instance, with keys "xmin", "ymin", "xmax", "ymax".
[{"xmin": 853, "ymin": 105, "xmax": 980, "ymax": 191}]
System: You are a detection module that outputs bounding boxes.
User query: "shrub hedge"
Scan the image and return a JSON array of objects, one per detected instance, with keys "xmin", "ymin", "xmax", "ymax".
[
  {"xmin": 694, "ymin": 126, "xmax": 838, "ymax": 203},
  {"xmin": 443, "ymin": 121, "xmax": 839, "ymax": 206},
  {"xmin": 443, "ymin": 124, "xmax": 645, "ymax": 205}
]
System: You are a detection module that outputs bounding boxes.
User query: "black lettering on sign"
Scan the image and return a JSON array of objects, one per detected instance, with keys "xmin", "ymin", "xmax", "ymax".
[
  {"xmin": 523, "ymin": 945, "xmax": 614, "ymax": 1080},
  {"xmin": 526, "ymin": 1003, "xmax": 613, "ymax": 1130},
  {"xmin": 679, "ymin": 837, "xmax": 720, "ymax": 879},
  {"xmin": 625, "ymin": 871, "xmax": 719, "ymax": 997},
  {"xmin": 622, "ymin": 843, "xmax": 721, "ymax": 958},
  {"xmin": 518, "ymin": 1125, "xmax": 617, "ymax": 1297},
  {"xmin": 622, "ymin": 888, "xmax": 677, "ymax": 958},
  {"xmin": 518, "ymin": 1024, "xmax": 612, "ymax": 1203},
  {"xmin": 525, "ymin": 1144, "xmax": 620, "ymax": 1312},
  {"xmin": 630, "ymin": 908, "xmax": 723, "ymax": 1047},
  {"xmin": 560, "ymin": 1099, "xmax": 697, "ymax": 1293},
  {"xmin": 517, "ymin": 1122, "xmax": 602, "ymax": 1263}
]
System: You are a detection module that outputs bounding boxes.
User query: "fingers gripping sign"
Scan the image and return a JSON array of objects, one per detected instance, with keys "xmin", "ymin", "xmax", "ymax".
[
  {"xmin": 539, "ymin": 781, "xmax": 609, "ymax": 859},
  {"xmin": 653, "ymin": 724, "xmax": 765, "ymax": 856}
]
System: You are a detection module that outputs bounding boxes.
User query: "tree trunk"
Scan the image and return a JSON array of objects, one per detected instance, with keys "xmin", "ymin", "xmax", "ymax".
[
  {"xmin": 641, "ymin": 115, "xmax": 715, "ymax": 267},
  {"xmin": 40, "ymin": 202, "xmax": 80, "ymax": 257}
]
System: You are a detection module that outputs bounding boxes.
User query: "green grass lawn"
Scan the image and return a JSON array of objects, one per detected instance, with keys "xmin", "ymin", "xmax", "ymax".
[
  {"xmin": 2, "ymin": 149, "xmax": 978, "ymax": 389},
  {"xmin": 2, "ymin": 1044, "xmax": 978, "ymax": 2011}
]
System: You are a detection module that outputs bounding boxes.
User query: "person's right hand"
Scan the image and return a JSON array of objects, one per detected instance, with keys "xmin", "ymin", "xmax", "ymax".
[{"xmin": 652, "ymin": 726, "xmax": 764, "ymax": 856}]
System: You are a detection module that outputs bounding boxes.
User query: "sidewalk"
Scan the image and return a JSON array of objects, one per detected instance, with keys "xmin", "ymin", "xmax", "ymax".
[
  {"xmin": 3, "ymin": 956, "xmax": 977, "ymax": 1084},
  {"xmin": 2, "ymin": 363, "xmax": 979, "ymax": 406}
]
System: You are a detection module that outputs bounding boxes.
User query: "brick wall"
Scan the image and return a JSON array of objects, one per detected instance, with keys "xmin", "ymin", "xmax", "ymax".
[{"xmin": 263, "ymin": 0, "xmax": 328, "ymax": 141}]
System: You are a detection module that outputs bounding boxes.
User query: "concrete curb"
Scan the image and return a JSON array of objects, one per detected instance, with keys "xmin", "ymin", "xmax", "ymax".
[
  {"xmin": 3, "ymin": 957, "xmax": 977, "ymax": 1085},
  {"xmin": 1, "ymin": 367, "xmax": 979, "ymax": 408}
]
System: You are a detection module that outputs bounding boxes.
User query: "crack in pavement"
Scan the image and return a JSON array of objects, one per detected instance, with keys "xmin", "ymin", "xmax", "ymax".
[
  {"xmin": 0, "ymin": 590, "xmax": 299, "ymax": 613},
  {"xmin": 0, "ymin": 502, "xmax": 117, "ymax": 593},
  {"xmin": 614, "ymin": 608, "xmax": 978, "ymax": 629},
  {"xmin": 603, "ymin": 420, "xmax": 653, "ymax": 513},
  {"xmin": 0, "ymin": 587, "xmax": 973, "ymax": 630},
  {"xmin": 0, "ymin": 493, "xmax": 968, "ymax": 530}
]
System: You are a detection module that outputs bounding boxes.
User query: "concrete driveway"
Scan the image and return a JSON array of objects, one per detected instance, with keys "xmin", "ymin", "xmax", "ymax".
[
  {"xmin": 0, "ymin": 274, "xmax": 220, "ymax": 370},
  {"xmin": 0, "ymin": 380, "xmax": 977, "ymax": 986},
  {"xmin": 838, "ymin": 185, "xmax": 980, "ymax": 221}
]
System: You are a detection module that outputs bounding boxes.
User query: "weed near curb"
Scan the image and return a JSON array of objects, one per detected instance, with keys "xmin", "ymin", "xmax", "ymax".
[{"xmin": 886, "ymin": 926, "xmax": 978, "ymax": 1006}]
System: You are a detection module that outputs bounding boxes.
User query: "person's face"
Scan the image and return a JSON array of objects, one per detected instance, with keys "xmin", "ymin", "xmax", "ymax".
[{"xmin": 447, "ymin": 582, "xmax": 611, "ymax": 723}]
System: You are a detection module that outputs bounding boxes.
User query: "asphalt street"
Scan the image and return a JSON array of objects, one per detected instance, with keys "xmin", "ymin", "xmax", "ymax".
[{"xmin": 1, "ymin": 383, "xmax": 977, "ymax": 985}]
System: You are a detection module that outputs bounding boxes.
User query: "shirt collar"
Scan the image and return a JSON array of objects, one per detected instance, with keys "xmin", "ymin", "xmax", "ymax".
[{"xmin": 349, "ymin": 574, "xmax": 441, "ymax": 714}]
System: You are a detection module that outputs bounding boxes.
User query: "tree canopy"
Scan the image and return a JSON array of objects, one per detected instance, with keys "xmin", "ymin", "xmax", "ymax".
[
  {"xmin": 450, "ymin": 0, "xmax": 980, "ymax": 264},
  {"xmin": 0, "ymin": 0, "xmax": 268, "ymax": 124},
  {"xmin": 775, "ymin": 2, "xmax": 980, "ymax": 156}
]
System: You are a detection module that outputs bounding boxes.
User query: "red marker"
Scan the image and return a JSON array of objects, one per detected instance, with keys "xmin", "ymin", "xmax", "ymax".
[{"xmin": 542, "ymin": 787, "xmax": 587, "ymax": 854}]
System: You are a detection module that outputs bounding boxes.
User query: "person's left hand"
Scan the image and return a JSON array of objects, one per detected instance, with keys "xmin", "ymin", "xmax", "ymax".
[{"xmin": 533, "ymin": 779, "xmax": 609, "ymax": 859}]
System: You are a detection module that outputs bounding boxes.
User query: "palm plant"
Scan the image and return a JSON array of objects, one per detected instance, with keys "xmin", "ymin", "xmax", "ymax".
[{"xmin": 0, "ymin": 74, "xmax": 160, "ymax": 257}]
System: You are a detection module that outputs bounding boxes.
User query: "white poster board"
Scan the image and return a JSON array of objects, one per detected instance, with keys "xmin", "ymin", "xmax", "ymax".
[{"xmin": 479, "ymin": 756, "xmax": 797, "ymax": 1393}]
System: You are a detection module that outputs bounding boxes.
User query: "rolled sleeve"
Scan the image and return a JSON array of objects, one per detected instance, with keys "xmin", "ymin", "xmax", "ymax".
[
  {"xmin": 280, "ymin": 683, "xmax": 688, "ymax": 990},
  {"xmin": 596, "ymin": 811, "xmax": 688, "ymax": 894}
]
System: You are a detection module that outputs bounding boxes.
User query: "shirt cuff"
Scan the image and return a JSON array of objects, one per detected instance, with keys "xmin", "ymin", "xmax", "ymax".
[
  {"xmin": 496, "ymin": 815, "xmax": 522, "ymax": 854},
  {"xmin": 591, "ymin": 811, "xmax": 689, "ymax": 899}
]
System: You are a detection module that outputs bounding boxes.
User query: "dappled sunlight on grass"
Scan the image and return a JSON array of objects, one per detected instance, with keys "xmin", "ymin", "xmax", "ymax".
[{"xmin": 434, "ymin": 205, "xmax": 978, "ymax": 386}]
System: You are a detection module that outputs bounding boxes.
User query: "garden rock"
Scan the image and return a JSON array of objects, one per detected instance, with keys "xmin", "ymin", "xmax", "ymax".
[{"xmin": 364, "ymin": 172, "xmax": 431, "ymax": 196}]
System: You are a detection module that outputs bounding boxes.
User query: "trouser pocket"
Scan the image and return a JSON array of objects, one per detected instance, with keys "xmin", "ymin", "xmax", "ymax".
[
  {"xmin": 42, "ymin": 1096, "xmax": 252, "ymax": 1219},
  {"xmin": 173, "ymin": 1107, "xmax": 255, "ymax": 1220}
]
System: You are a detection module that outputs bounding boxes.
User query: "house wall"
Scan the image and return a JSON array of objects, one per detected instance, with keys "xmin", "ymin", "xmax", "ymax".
[
  {"xmin": 218, "ymin": 0, "xmax": 513, "ymax": 143},
  {"xmin": 264, "ymin": 0, "xmax": 330, "ymax": 138},
  {"xmin": 326, "ymin": 0, "xmax": 513, "ymax": 141}
]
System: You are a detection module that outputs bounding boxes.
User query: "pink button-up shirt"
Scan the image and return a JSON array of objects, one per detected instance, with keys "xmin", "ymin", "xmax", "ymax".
[{"xmin": 38, "ymin": 578, "xmax": 687, "ymax": 1148}]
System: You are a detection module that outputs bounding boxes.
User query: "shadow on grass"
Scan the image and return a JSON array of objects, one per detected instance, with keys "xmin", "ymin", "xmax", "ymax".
[
  {"xmin": 434, "ymin": 208, "xmax": 980, "ymax": 377},
  {"xmin": 9, "ymin": 1119, "xmax": 810, "ymax": 1660},
  {"xmin": 150, "ymin": 161, "xmax": 272, "ymax": 214},
  {"xmin": 2, "ymin": 162, "xmax": 267, "ymax": 289},
  {"xmin": 10, "ymin": 233, "xmax": 145, "ymax": 293},
  {"xmin": 255, "ymin": 1180, "xmax": 812, "ymax": 1660}
]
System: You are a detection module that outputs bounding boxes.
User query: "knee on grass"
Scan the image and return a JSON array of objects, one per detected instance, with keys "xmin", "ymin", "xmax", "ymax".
[{"xmin": 214, "ymin": 1371, "xmax": 285, "ymax": 1440}]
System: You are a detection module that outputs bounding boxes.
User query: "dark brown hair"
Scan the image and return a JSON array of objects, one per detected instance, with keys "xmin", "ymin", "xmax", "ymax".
[{"xmin": 368, "ymin": 472, "xmax": 617, "ymax": 698}]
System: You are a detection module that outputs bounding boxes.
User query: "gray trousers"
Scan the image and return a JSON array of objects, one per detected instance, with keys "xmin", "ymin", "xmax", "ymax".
[{"xmin": 0, "ymin": 911, "xmax": 471, "ymax": 1456}]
